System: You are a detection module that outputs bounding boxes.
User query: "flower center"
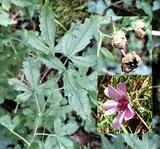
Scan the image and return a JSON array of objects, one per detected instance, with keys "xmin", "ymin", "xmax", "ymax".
[{"xmin": 117, "ymin": 98, "xmax": 129, "ymax": 111}]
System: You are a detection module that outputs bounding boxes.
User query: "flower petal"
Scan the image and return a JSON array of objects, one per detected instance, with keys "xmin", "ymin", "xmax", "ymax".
[
  {"xmin": 112, "ymin": 111, "xmax": 126, "ymax": 130},
  {"xmin": 105, "ymin": 85, "xmax": 122, "ymax": 100},
  {"xmin": 124, "ymin": 104, "xmax": 135, "ymax": 121},
  {"xmin": 104, "ymin": 87, "xmax": 109, "ymax": 97},
  {"xmin": 104, "ymin": 107, "xmax": 119, "ymax": 116},
  {"xmin": 103, "ymin": 100, "xmax": 118, "ymax": 110},
  {"xmin": 117, "ymin": 82, "xmax": 127, "ymax": 96}
]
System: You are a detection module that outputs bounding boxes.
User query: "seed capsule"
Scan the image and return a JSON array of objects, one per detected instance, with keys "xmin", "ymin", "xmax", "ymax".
[
  {"xmin": 121, "ymin": 52, "xmax": 141, "ymax": 73},
  {"xmin": 112, "ymin": 30, "xmax": 127, "ymax": 49},
  {"xmin": 135, "ymin": 20, "xmax": 146, "ymax": 39}
]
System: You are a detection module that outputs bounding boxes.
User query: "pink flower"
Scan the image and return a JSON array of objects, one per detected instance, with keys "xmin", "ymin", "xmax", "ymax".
[{"xmin": 103, "ymin": 82, "xmax": 135, "ymax": 130}]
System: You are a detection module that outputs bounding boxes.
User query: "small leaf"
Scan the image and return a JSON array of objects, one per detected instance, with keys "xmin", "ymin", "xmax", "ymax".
[
  {"xmin": 23, "ymin": 59, "xmax": 40, "ymax": 89},
  {"xmin": 0, "ymin": 115, "xmax": 15, "ymax": 130}
]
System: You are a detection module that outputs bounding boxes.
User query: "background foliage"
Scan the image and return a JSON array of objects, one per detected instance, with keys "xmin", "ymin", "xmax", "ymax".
[{"xmin": 0, "ymin": 0, "xmax": 160, "ymax": 149}]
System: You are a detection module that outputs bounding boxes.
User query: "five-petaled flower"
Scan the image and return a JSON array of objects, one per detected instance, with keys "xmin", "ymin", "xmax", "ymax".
[{"xmin": 103, "ymin": 82, "xmax": 135, "ymax": 130}]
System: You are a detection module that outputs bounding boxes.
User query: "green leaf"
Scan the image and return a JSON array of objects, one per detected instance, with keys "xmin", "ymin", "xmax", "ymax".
[
  {"xmin": 1, "ymin": 0, "xmax": 11, "ymax": 10},
  {"xmin": 55, "ymin": 17, "xmax": 98, "ymax": 57},
  {"xmin": 27, "ymin": 36, "xmax": 50, "ymax": 55},
  {"xmin": 101, "ymin": 135, "xmax": 114, "ymax": 149},
  {"xmin": 54, "ymin": 118, "xmax": 79, "ymax": 136},
  {"xmin": 45, "ymin": 135, "xmax": 75, "ymax": 149},
  {"xmin": 11, "ymin": 0, "xmax": 31, "ymax": 7},
  {"xmin": 136, "ymin": 0, "xmax": 152, "ymax": 16},
  {"xmin": 70, "ymin": 55, "xmax": 96, "ymax": 67},
  {"xmin": 23, "ymin": 59, "xmax": 40, "ymax": 89},
  {"xmin": 40, "ymin": 4, "xmax": 56, "ymax": 51},
  {"xmin": 16, "ymin": 91, "xmax": 32, "ymax": 102},
  {"xmin": 153, "ymin": 0, "xmax": 160, "ymax": 11},
  {"xmin": 123, "ymin": 0, "xmax": 132, "ymax": 8},
  {"xmin": 44, "ymin": 136, "xmax": 57, "ymax": 149},
  {"xmin": 123, "ymin": 134, "xmax": 142, "ymax": 149},
  {"xmin": 63, "ymin": 70, "xmax": 91, "ymax": 119},
  {"xmin": 8, "ymin": 78, "xmax": 29, "ymax": 92},
  {"xmin": 8, "ymin": 78, "xmax": 33, "ymax": 102},
  {"xmin": 0, "ymin": 115, "xmax": 15, "ymax": 130},
  {"xmin": 37, "ymin": 78, "xmax": 59, "ymax": 95},
  {"xmin": 75, "ymin": 73, "xmax": 96, "ymax": 92},
  {"xmin": 100, "ymin": 47, "xmax": 116, "ymax": 61},
  {"xmin": 0, "ymin": 9, "xmax": 16, "ymax": 26},
  {"xmin": 56, "ymin": 136, "xmax": 75, "ymax": 149},
  {"xmin": 101, "ymin": 135, "xmax": 125, "ymax": 149},
  {"xmin": 88, "ymin": 0, "xmax": 111, "ymax": 15},
  {"xmin": 39, "ymin": 56, "xmax": 65, "ymax": 72},
  {"xmin": 123, "ymin": 134, "xmax": 158, "ymax": 149}
]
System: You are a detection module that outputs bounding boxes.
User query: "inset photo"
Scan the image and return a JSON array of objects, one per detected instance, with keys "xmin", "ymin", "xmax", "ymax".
[
  {"xmin": 97, "ymin": 76, "xmax": 152, "ymax": 134},
  {"xmin": 97, "ymin": 16, "xmax": 152, "ymax": 75}
]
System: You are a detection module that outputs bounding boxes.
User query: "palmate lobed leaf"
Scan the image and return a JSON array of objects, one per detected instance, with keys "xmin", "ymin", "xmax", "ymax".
[
  {"xmin": 63, "ymin": 69, "xmax": 92, "ymax": 120},
  {"xmin": 27, "ymin": 3, "xmax": 56, "ymax": 54},
  {"xmin": 43, "ymin": 117, "xmax": 79, "ymax": 149},
  {"xmin": 55, "ymin": 16, "xmax": 99, "ymax": 57}
]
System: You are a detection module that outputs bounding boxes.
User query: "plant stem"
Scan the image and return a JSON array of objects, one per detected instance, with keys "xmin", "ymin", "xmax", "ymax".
[
  {"xmin": 111, "ymin": 17, "xmax": 116, "ymax": 32},
  {"xmin": 55, "ymin": 18, "xmax": 67, "ymax": 31},
  {"xmin": 10, "ymin": 129, "xmax": 30, "ymax": 146},
  {"xmin": 34, "ymin": 92, "xmax": 41, "ymax": 116},
  {"xmin": 97, "ymin": 32, "xmax": 103, "ymax": 58},
  {"xmin": 135, "ymin": 111, "xmax": 151, "ymax": 132},
  {"xmin": 9, "ymin": 40, "xmax": 17, "ymax": 54},
  {"xmin": 121, "ymin": 125, "xmax": 129, "ymax": 134},
  {"xmin": 35, "ymin": 133, "xmax": 56, "ymax": 137},
  {"xmin": 41, "ymin": 87, "xmax": 64, "ymax": 113},
  {"xmin": 30, "ymin": 116, "xmax": 41, "ymax": 143}
]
